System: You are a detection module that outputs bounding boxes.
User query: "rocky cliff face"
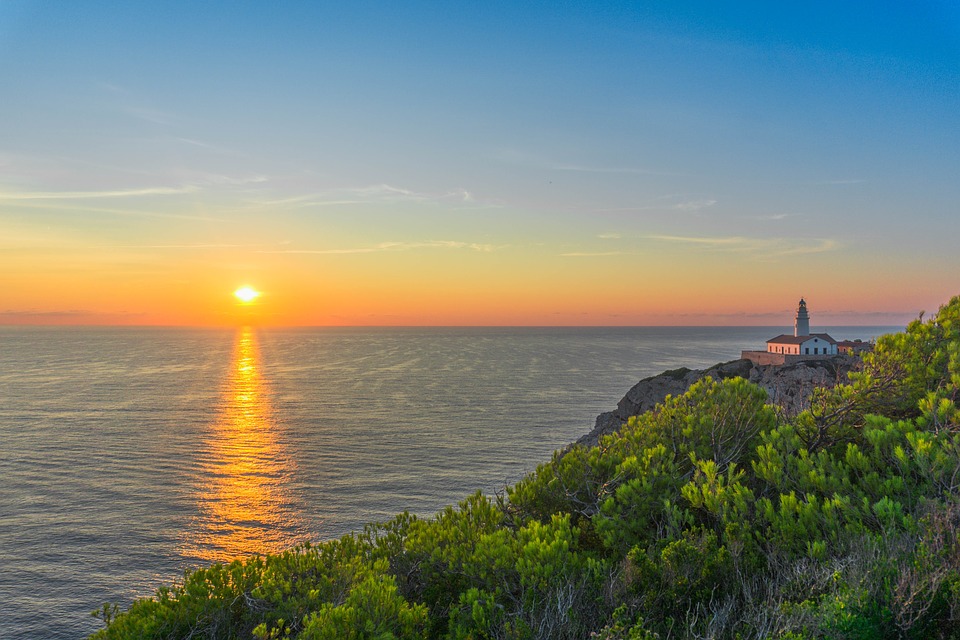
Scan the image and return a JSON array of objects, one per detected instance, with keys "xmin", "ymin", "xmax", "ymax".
[{"xmin": 575, "ymin": 356, "xmax": 860, "ymax": 449}]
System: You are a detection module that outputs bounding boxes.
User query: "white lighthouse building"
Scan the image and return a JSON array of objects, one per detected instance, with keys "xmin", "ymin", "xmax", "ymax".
[
  {"xmin": 765, "ymin": 299, "xmax": 838, "ymax": 357},
  {"xmin": 794, "ymin": 298, "xmax": 810, "ymax": 337}
]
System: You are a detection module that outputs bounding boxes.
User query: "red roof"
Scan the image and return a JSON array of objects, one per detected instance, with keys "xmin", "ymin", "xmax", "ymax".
[{"xmin": 767, "ymin": 333, "xmax": 836, "ymax": 345}]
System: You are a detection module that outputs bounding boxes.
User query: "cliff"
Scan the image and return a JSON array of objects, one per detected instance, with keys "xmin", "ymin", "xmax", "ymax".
[{"xmin": 576, "ymin": 355, "xmax": 860, "ymax": 448}]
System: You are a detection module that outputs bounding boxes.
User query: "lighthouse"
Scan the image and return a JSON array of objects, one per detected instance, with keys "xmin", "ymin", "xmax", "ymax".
[
  {"xmin": 744, "ymin": 298, "xmax": 843, "ymax": 363},
  {"xmin": 794, "ymin": 298, "xmax": 810, "ymax": 337}
]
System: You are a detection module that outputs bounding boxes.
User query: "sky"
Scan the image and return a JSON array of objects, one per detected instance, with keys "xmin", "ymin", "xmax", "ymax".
[{"xmin": 1, "ymin": 1, "xmax": 958, "ymax": 326}]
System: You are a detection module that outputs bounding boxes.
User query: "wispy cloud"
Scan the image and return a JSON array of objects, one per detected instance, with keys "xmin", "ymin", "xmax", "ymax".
[
  {"xmin": 348, "ymin": 184, "xmax": 473, "ymax": 202},
  {"xmin": 647, "ymin": 234, "xmax": 840, "ymax": 258},
  {"xmin": 561, "ymin": 234, "xmax": 840, "ymax": 260},
  {"xmin": 174, "ymin": 136, "xmax": 217, "ymax": 149},
  {"xmin": 98, "ymin": 81, "xmax": 178, "ymax": 126},
  {"xmin": 250, "ymin": 184, "xmax": 476, "ymax": 209},
  {"xmin": 648, "ymin": 234, "xmax": 750, "ymax": 247},
  {"xmin": 102, "ymin": 243, "xmax": 261, "ymax": 250},
  {"xmin": 123, "ymin": 105, "xmax": 175, "ymax": 125},
  {"xmin": 775, "ymin": 238, "xmax": 840, "ymax": 256},
  {"xmin": 492, "ymin": 148, "xmax": 679, "ymax": 176},
  {"xmin": 672, "ymin": 199, "xmax": 716, "ymax": 211},
  {"xmin": 589, "ymin": 196, "xmax": 717, "ymax": 214},
  {"xmin": 6, "ymin": 200, "xmax": 225, "ymax": 222},
  {"xmin": 561, "ymin": 251, "xmax": 625, "ymax": 257},
  {"xmin": 356, "ymin": 184, "xmax": 420, "ymax": 198},
  {"xmin": 814, "ymin": 309, "xmax": 915, "ymax": 319},
  {"xmin": 554, "ymin": 164, "xmax": 677, "ymax": 176},
  {"xmin": 0, "ymin": 309, "xmax": 147, "ymax": 321},
  {"xmin": 1, "ymin": 309, "xmax": 103, "ymax": 317},
  {"xmin": 0, "ymin": 185, "xmax": 198, "ymax": 200},
  {"xmin": 259, "ymin": 240, "xmax": 499, "ymax": 255},
  {"xmin": 196, "ymin": 173, "xmax": 270, "ymax": 186},
  {"xmin": 597, "ymin": 233, "xmax": 621, "ymax": 239}
]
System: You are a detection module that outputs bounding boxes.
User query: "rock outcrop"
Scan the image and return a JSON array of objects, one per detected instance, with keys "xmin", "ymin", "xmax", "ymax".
[{"xmin": 576, "ymin": 356, "xmax": 860, "ymax": 449}]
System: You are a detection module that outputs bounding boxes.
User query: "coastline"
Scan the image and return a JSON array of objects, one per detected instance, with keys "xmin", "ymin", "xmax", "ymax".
[{"xmin": 575, "ymin": 355, "xmax": 860, "ymax": 449}]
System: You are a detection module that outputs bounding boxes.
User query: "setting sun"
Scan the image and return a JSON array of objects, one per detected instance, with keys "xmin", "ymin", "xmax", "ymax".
[{"xmin": 234, "ymin": 287, "xmax": 261, "ymax": 304}]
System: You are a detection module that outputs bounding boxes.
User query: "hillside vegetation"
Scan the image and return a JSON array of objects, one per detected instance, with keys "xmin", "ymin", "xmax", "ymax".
[{"xmin": 92, "ymin": 296, "xmax": 960, "ymax": 639}]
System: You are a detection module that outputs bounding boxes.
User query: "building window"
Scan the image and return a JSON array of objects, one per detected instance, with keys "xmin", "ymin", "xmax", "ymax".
[{"xmin": 805, "ymin": 347, "xmax": 810, "ymax": 354}]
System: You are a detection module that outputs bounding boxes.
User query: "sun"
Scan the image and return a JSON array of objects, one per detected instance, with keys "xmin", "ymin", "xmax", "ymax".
[{"xmin": 234, "ymin": 286, "xmax": 261, "ymax": 303}]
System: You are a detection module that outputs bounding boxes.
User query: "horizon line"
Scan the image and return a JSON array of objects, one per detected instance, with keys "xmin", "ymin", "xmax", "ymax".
[{"xmin": 0, "ymin": 321, "xmax": 909, "ymax": 329}]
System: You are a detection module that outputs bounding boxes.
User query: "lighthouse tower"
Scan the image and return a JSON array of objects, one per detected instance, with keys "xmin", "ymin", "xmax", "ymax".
[{"xmin": 794, "ymin": 298, "xmax": 810, "ymax": 337}]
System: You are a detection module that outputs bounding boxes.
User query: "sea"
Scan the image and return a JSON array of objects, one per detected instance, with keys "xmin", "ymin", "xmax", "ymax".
[{"xmin": 0, "ymin": 325, "xmax": 898, "ymax": 639}]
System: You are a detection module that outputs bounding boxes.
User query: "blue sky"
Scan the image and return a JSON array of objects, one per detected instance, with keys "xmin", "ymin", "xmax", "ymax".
[{"xmin": 1, "ymin": 2, "xmax": 958, "ymax": 325}]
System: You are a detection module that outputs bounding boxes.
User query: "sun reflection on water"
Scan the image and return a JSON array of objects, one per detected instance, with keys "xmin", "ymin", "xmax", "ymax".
[{"xmin": 183, "ymin": 327, "xmax": 304, "ymax": 563}]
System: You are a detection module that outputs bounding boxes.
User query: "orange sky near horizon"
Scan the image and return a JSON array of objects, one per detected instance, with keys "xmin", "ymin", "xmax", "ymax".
[{"xmin": 2, "ymin": 238, "xmax": 947, "ymax": 327}]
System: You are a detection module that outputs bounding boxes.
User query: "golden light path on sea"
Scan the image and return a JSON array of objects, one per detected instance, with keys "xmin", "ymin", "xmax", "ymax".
[{"xmin": 183, "ymin": 327, "xmax": 303, "ymax": 563}]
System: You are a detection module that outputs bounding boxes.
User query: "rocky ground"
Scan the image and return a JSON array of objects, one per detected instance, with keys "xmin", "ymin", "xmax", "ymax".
[{"xmin": 575, "ymin": 356, "xmax": 861, "ymax": 448}]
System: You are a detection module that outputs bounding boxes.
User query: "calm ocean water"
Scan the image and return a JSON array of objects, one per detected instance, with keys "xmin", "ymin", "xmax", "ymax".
[{"xmin": 0, "ymin": 325, "xmax": 897, "ymax": 639}]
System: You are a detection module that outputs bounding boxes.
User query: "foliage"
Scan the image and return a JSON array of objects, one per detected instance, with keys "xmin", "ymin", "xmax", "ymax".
[{"xmin": 93, "ymin": 296, "xmax": 960, "ymax": 639}]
